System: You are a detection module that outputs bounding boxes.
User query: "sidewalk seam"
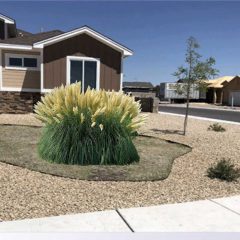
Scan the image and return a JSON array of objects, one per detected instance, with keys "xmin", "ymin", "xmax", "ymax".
[
  {"xmin": 210, "ymin": 199, "xmax": 240, "ymax": 216},
  {"xmin": 115, "ymin": 209, "xmax": 134, "ymax": 232}
]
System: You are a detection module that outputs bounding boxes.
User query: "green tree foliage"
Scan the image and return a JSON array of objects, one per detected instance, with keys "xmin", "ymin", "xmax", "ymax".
[{"xmin": 173, "ymin": 37, "xmax": 219, "ymax": 135}]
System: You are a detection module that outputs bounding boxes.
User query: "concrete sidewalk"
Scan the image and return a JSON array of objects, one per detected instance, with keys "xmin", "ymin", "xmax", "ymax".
[{"xmin": 0, "ymin": 195, "xmax": 240, "ymax": 232}]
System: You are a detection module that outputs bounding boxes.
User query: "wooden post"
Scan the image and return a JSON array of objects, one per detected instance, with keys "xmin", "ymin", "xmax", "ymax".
[
  {"xmin": 213, "ymin": 89, "xmax": 216, "ymax": 104},
  {"xmin": 220, "ymin": 90, "xmax": 223, "ymax": 105}
]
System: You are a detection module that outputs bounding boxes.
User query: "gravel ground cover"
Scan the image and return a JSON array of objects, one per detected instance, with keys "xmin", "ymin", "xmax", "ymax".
[{"xmin": 0, "ymin": 113, "xmax": 240, "ymax": 221}]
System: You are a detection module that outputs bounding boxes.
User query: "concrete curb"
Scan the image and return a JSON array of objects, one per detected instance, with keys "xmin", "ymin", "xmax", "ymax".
[
  {"xmin": 158, "ymin": 111, "xmax": 240, "ymax": 125},
  {"xmin": 159, "ymin": 104, "xmax": 240, "ymax": 112}
]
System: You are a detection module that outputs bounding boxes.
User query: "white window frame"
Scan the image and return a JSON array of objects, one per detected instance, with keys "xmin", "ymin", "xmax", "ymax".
[
  {"xmin": 66, "ymin": 56, "xmax": 100, "ymax": 91},
  {"xmin": 5, "ymin": 53, "xmax": 40, "ymax": 71}
]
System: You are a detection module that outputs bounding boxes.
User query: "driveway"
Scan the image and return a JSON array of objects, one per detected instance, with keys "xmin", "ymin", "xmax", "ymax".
[{"xmin": 159, "ymin": 105, "xmax": 240, "ymax": 123}]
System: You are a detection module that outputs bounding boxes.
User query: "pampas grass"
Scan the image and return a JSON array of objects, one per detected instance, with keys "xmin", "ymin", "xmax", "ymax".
[{"xmin": 35, "ymin": 83, "xmax": 146, "ymax": 165}]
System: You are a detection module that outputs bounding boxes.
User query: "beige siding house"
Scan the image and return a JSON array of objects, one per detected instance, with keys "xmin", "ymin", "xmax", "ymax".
[
  {"xmin": 1, "ymin": 50, "xmax": 40, "ymax": 90},
  {"xmin": 206, "ymin": 76, "xmax": 240, "ymax": 106},
  {"xmin": 0, "ymin": 13, "xmax": 133, "ymax": 113}
]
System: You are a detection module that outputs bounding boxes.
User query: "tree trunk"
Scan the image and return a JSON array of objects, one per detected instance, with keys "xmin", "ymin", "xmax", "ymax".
[
  {"xmin": 183, "ymin": 97, "xmax": 190, "ymax": 135},
  {"xmin": 183, "ymin": 83, "xmax": 191, "ymax": 135}
]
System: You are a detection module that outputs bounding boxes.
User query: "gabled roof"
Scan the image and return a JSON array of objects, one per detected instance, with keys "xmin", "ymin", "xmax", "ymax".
[
  {"xmin": 33, "ymin": 26, "xmax": 133, "ymax": 57},
  {"xmin": 0, "ymin": 13, "xmax": 15, "ymax": 24},
  {"xmin": 17, "ymin": 29, "xmax": 33, "ymax": 37},
  {"xmin": 0, "ymin": 30, "xmax": 63, "ymax": 45},
  {"xmin": 205, "ymin": 76, "xmax": 235, "ymax": 88},
  {"xmin": 0, "ymin": 21, "xmax": 133, "ymax": 57},
  {"xmin": 123, "ymin": 82, "xmax": 154, "ymax": 89},
  {"xmin": 222, "ymin": 76, "xmax": 240, "ymax": 87}
]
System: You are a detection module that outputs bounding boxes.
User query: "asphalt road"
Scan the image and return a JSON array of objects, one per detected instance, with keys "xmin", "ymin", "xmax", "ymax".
[{"xmin": 159, "ymin": 105, "xmax": 240, "ymax": 123}]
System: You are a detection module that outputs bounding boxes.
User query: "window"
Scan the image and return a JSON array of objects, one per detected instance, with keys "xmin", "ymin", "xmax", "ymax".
[
  {"xmin": 9, "ymin": 57, "xmax": 22, "ymax": 67},
  {"xmin": 5, "ymin": 54, "xmax": 40, "ymax": 70},
  {"xmin": 24, "ymin": 58, "xmax": 38, "ymax": 68},
  {"xmin": 84, "ymin": 61, "xmax": 97, "ymax": 92},
  {"xmin": 68, "ymin": 56, "xmax": 100, "ymax": 92}
]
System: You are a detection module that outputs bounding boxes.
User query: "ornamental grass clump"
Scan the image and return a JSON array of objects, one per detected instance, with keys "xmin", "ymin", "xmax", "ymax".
[
  {"xmin": 207, "ymin": 159, "xmax": 240, "ymax": 182},
  {"xmin": 34, "ymin": 83, "xmax": 146, "ymax": 165},
  {"xmin": 208, "ymin": 123, "xmax": 226, "ymax": 132}
]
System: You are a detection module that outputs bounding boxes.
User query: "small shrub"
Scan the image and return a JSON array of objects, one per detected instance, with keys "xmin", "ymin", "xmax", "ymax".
[
  {"xmin": 207, "ymin": 159, "xmax": 240, "ymax": 182},
  {"xmin": 34, "ymin": 83, "xmax": 146, "ymax": 165},
  {"xmin": 208, "ymin": 123, "xmax": 226, "ymax": 132}
]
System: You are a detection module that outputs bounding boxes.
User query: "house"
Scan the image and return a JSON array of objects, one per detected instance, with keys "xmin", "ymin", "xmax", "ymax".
[
  {"xmin": 205, "ymin": 76, "xmax": 240, "ymax": 106},
  {"xmin": 0, "ymin": 13, "xmax": 133, "ymax": 113},
  {"xmin": 205, "ymin": 76, "xmax": 234, "ymax": 104},
  {"xmin": 220, "ymin": 76, "xmax": 240, "ymax": 106}
]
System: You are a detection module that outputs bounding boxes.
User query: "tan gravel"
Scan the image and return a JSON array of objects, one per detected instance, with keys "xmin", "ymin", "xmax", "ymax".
[{"xmin": 0, "ymin": 113, "xmax": 240, "ymax": 221}]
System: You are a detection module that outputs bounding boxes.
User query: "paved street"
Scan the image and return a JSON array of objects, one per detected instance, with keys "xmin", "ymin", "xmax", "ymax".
[
  {"xmin": 0, "ymin": 195, "xmax": 240, "ymax": 232},
  {"xmin": 159, "ymin": 105, "xmax": 240, "ymax": 123}
]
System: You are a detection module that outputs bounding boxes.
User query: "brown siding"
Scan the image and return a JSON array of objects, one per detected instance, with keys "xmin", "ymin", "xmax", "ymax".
[
  {"xmin": 2, "ymin": 50, "xmax": 40, "ymax": 90},
  {"xmin": 0, "ymin": 20, "xmax": 4, "ymax": 39},
  {"xmin": 44, "ymin": 33, "xmax": 121, "ymax": 90},
  {"xmin": 222, "ymin": 76, "xmax": 240, "ymax": 104}
]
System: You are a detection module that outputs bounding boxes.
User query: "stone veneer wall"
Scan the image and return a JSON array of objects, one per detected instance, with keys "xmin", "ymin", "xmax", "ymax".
[{"xmin": 0, "ymin": 92, "xmax": 42, "ymax": 114}]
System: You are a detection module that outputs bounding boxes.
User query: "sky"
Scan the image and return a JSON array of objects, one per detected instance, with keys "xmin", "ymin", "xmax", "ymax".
[{"xmin": 1, "ymin": 1, "xmax": 240, "ymax": 85}]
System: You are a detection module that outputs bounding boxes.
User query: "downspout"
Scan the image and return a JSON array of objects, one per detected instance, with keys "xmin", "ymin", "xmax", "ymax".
[
  {"xmin": 40, "ymin": 48, "xmax": 44, "ymax": 93},
  {"xmin": 0, "ymin": 48, "xmax": 2, "ymax": 91},
  {"xmin": 120, "ymin": 54, "xmax": 123, "ymax": 91},
  {"xmin": 4, "ymin": 23, "xmax": 7, "ymax": 39}
]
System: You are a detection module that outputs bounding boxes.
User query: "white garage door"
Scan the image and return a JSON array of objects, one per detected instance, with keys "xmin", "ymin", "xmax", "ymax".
[{"xmin": 229, "ymin": 91, "xmax": 240, "ymax": 106}]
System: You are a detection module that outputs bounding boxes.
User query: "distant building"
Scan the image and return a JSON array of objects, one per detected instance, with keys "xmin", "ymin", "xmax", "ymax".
[
  {"xmin": 205, "ymin": 76, "xmax": 240, "ymax": 106},
  {"xmin": 159, "ymin": 82, "xmax": 205, "ymax": 102},
  {"xmin": 122, "ymin": 81, "xmax": 159, "ymax": 112},
  {"xmin": 159, "ymin": 76, "xmax": 240, "ymax": 106},
  {"xmin": 122, "ymin": 82, "xmax": 154, "ymax": 94}
]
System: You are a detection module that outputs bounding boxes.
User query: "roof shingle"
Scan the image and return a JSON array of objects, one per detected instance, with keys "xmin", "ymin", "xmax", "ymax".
[
  {"xmin": 123, "ymin": 81, "xmax": 154, "ymax": 89},
  {"xmin": 0, "ymin": 30, "xmax": 64, "ymax": 45}
]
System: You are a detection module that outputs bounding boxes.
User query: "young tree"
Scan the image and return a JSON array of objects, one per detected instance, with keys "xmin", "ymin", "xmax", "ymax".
[{"xmin": 173, "ymin": 37, "xmax": 219, "ymax": 135}]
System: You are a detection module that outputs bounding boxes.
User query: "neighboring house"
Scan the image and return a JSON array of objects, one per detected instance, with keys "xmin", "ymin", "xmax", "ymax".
[
  {"xmin": 206, "ymin": 76, "xmax": 240, "ymax": 106},
  {"xmin": 0, "ymin": 13, "xmax": 133, "ymax": 113},
  {"xmin": 205, "ymin": 76, "xmax": 240, "ymax": 105}
]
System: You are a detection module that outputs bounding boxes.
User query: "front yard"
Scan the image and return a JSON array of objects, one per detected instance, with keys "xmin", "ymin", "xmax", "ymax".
[{"xmin": 0, "ymin": 113, "xmax": 240, "ymax": 221}]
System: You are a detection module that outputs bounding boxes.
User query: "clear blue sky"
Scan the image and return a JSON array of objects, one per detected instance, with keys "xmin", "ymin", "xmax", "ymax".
[{"xmin": 1, "ymin": 1, "xmax": 240, "ymax": 85}]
